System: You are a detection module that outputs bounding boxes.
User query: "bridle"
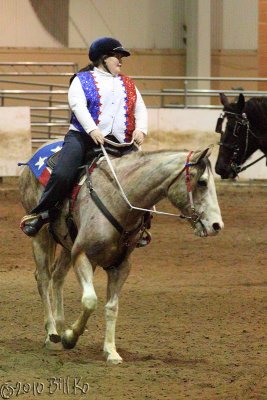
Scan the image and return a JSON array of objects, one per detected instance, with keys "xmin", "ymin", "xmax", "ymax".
[
  {"xmin": 216, "ymin": 111, "xmax": 266, "ymax": 175},
  {"xmin": 184, "ymin": 151, "xmax": 207, "ymax": 233}
]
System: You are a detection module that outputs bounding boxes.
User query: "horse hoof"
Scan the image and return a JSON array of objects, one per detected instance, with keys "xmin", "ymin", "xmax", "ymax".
[
  {"xmin": 106, "ymin": 352, "xmax": 123, "ymax": 365},
  {"xmin": 61, "ymin": 329, "xmax": 78, "ymax": 349},
  {"xmin": 44, "ymin": 337, "xmax": 63, "ymax": 351},
  {"xmin": 107, "ymin": 357, "xmax": 123, "ymax": 365},
  {"xmin": 49, "ymin": 334, "xmax": 61, "ymax": 343}
]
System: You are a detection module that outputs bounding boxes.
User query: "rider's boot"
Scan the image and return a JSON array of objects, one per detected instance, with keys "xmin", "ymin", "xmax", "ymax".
[{"xmin": 20, "ymin": 211, "xmax": 50, "ymax": 237}]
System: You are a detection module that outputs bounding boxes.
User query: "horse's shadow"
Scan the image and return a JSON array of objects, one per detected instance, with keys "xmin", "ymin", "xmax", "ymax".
[{"xmin": 0, "ymin": 338, "xmax": 207, "ymax": 366}]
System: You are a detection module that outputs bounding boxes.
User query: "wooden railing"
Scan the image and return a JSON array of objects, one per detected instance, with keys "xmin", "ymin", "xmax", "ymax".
[{"xmin": 1, "ymin": 63, "xmax": 267, "ymax": 144}]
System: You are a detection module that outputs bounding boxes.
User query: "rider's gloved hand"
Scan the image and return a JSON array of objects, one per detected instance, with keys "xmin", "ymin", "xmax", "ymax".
[
  {"xmin": 90, "ymin": 128, "xmax": 104, "ymax": 145},
  {"xmin": 133, "ymin": 130, "xmax": 145, "ymax": 145}
]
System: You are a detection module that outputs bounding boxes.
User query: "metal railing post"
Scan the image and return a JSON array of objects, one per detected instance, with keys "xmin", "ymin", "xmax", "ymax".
[
  {"xmin": 184, "ymin": 79, "xmax": 188, "ymax": 108},
  {"xmin": 48, "ymin": 85, "xmax": 53, "ymax": 139}
]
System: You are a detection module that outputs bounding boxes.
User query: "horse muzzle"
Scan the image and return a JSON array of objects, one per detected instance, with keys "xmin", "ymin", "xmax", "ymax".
[
  {"xmin": 194, "ymin": 220, "xmax": 224, "ymax": 237},
  {"xmin": 215, "ymin": 161, "xmax": 237, "ymax": 180}
]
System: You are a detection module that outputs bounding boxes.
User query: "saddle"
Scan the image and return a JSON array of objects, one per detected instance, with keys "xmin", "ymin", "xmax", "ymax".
[
  {"xmin": 46, "ymin": 137, "xmax": 137, "ymax": 171},
  {"xmin": 46, "ymin": 137, "xmax": 138, "ymax": 244}
]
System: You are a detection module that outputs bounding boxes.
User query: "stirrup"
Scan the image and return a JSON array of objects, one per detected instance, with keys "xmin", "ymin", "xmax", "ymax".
[{"xmin": 136, "ymin": 230, "xmax": 152, "ymax": 248}]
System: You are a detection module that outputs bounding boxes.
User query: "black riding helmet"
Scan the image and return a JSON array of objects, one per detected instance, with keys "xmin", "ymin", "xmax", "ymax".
[
  {"xmin": 89, "ymin": 37, "xmax": 131, "ymax": 62},
  {"xmin": 69, "ymin": 37, "xmax": 130, "ymax": 84}
]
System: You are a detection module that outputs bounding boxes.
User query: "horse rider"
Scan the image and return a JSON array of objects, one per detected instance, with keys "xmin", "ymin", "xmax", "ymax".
[{"xmin": 20, "ymin": 36, "xmax": 148, "ymax": 237}]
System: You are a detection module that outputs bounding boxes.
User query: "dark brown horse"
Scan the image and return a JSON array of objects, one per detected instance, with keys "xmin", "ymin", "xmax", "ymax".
[{"xmin": 215, "ymin": 93, "xmax": 267, "ymax": 179}]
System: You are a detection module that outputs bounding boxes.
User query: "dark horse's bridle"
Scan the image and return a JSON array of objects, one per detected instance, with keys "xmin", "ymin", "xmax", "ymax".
[{"xmin": 216, "ymin": 110, "xmax": 266, "ymax": 175}]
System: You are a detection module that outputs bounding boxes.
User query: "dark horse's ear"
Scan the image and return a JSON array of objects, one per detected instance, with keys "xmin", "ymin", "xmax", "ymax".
[
  {"xmin": 237, "ymin": 93, "xmax": 245, "ymax": 111},
  {"xmin": 219, "ymin": 93, "xmax": 229, "ymax": 107}
]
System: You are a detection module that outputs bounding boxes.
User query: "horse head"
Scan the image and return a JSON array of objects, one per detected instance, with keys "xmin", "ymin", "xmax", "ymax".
[
  {"xmin": 215, "ymin": 93, "xmax": 257, "ymax": 179},
  {"xmin": 167, "ymin": 147, "xmax": 224, "ymax": 237}
]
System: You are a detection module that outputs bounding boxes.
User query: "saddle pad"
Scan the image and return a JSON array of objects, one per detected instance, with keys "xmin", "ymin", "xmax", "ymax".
[
  {"xmin": 24, "ymin": 141, "xmax": 87, "ymax": 209},
  {"xmin": 26, "ymin": 141, "xmax": 64, "ymax": 186}
]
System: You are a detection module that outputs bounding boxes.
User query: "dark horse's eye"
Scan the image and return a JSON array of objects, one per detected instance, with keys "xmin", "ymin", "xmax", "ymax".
[{"xmin": 198, "ymin": 179, "xmax": 207, "ymax": 187}]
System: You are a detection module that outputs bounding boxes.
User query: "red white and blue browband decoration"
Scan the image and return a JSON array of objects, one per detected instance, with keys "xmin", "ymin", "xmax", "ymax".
[{"xmin": 18, "ymin": 141, "xmax": 63, "ymax": 186}]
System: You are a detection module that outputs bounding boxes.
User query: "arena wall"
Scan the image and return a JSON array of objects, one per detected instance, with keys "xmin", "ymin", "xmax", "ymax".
[
  {"xmin": 0, "ymin": 47, "xmax": 258, "ymax": 110},
  {"xmin": 1, "ymin": 107, "xmax": 265, "ymax": 180},
  {"xmin": 0, "ymin": 107, "xmax": 31, "ymax": 177},
  {"xmin": 0, "ymin": 47, "xmax": 258, "ymax": 79}
]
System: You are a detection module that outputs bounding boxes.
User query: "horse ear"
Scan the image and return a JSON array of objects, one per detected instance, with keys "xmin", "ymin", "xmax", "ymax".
[
  {"xmin": 237, "ymin": 93, "xmax": 245, "ymax": 110},
  {"xmin": 219, "ymin": 93, "xmax": 229, "ymax": 107},
  {"xmin": 191, "ymin": 146, "xmax": 213, "ymax": 164}
]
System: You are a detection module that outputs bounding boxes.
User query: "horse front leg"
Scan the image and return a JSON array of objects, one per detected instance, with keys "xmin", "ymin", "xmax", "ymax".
[
  {"xmin": 61, "ymin": 252, "xmax": 97, "ymax": 349},
  {"xmin": 104, "ymin": 258, "xmax": 131, "ymax": 364},
  {"xmin": 32, "ymin": 230, "xmax": 59, "ymax": 349}
]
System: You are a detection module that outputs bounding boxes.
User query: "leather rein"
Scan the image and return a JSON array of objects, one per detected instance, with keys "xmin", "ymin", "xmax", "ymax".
[{"xmin": 216, "ymin": 111, "xmax": 267, "ymax": 174}]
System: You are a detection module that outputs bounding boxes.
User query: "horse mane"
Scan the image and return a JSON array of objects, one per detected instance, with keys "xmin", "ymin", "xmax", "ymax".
[
  {"xmin": 108, "ymin": 149, "xmax": 211, "ymax": 181},
  {"xmin": 224, "ymin": 95, "xmax": 267, "ymax": 134},
  {"xmin": 245, "ymin": 97, "xmax": 267, "ymax": 131},
  {"xmin": 109, "ymin": 149, "xmax": 183, "ymax": 174}
]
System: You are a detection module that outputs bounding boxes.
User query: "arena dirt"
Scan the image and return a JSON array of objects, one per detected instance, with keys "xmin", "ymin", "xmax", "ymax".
[{"xmin": 0, "ymin": 182, "xmax": 266, "ymax": 400}]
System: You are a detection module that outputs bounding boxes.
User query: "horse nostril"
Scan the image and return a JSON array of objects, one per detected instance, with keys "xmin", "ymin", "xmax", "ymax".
[{"xmin": 212, "ymin": 223, "xmax": 221, "ymax": 232}]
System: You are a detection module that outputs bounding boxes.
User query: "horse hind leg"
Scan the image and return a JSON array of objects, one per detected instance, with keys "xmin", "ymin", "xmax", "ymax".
[
  {"xmin": 32, "ymin": 229, "xmax": 60, "ymax": 350},
  {"xmin": 104, "ymin": 258, "xmax": 131, "ymax": 364},
  {"xmin": 61, "ymin": 252, "xmax": 97, "ymax": 350},
  {"xmin": 51, "ymin": 248, "xmax": 72, "ymax": 336}
]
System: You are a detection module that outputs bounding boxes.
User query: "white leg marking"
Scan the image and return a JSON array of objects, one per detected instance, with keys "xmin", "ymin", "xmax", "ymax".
[{"xmin": 104, "ymin": 259, "xmax": 131, "ymax": 364}]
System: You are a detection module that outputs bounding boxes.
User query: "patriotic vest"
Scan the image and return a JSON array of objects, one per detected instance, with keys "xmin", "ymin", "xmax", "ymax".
[{"xmin": 70, "ymin": 71, "xmax": 137, "ymax": 142}]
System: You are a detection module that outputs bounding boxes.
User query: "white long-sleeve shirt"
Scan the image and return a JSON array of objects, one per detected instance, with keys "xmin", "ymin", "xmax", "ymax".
[{"xmin": 68, "ymin": 68, "xmax": 147, "ymax": 143}]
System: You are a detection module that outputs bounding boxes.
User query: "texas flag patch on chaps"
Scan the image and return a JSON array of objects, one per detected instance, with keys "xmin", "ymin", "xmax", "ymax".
[{"xmin": 22, "ymin": 141, "xmax": 64, "ymax": 186}]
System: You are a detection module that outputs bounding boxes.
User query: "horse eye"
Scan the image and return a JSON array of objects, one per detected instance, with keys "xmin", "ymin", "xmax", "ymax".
[{"xmin": 198, "ymin": 179, "xmax": 207, "ymax": 187}]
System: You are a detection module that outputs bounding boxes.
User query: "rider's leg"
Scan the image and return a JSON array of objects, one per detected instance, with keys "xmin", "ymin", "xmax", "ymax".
[{"xmin": 21, "ymin": 130, "xmax": 90, "ymax": 236}]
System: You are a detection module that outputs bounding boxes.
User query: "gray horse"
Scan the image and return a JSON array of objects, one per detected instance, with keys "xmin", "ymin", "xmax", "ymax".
[{"xmin": 19, "ymin": 146, "xmax": 223, "ymax": 364}]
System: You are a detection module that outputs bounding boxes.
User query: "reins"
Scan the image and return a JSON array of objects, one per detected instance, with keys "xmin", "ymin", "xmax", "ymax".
[
  {"xmin": 101, "ymin": 144, "xmax": 191, "ymax": 219},
  {"xmin": 232, "ymin": 154, "xmax": 267, "ymax": 174},
  {"xmin": 101, "ymin": 145, "xmax": 204, "ymax": 226},
  {"xmin": 83, "ymin": 143, "xmax": 207, "ymax": 244}
]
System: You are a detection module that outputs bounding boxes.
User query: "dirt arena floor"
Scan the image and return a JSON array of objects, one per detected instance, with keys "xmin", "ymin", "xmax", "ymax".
[{"xmin": 0, "ymin": 180, "xmax": 266, "ymax": 400}]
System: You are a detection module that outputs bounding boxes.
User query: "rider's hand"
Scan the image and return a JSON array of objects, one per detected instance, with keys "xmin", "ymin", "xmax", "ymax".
[
  {"xmin": 90, "ymin": 128, "xmax": 104, "ymax": 145},
  {"xmin": 133, "ymin": 130, "xmax": 145, "ymax": 146}
]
